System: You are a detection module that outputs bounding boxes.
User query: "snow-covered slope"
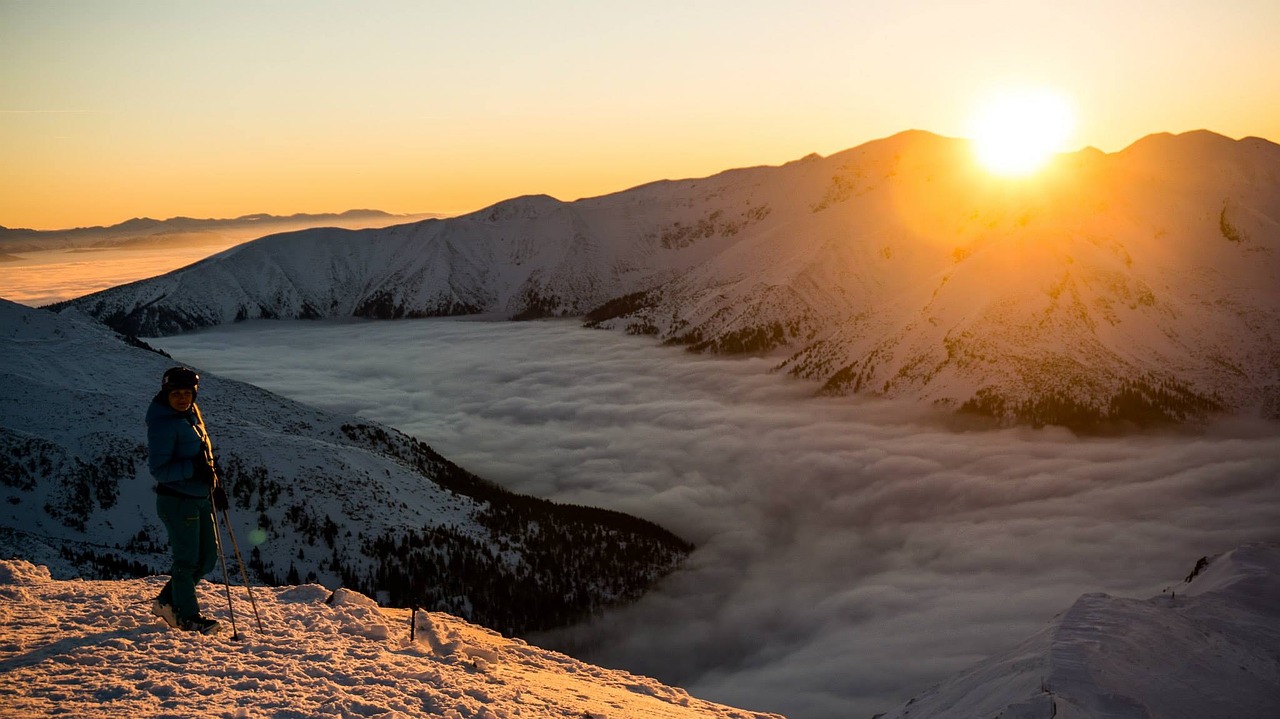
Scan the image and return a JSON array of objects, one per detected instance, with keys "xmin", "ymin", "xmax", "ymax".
[
  {"xmin": 59, "ymin": 131, "xmax": 1280, "ymax": 429},
  {"xmin": 0, "ymin": 299, "xmax": 691, "ymax": 635},
  {"xmin": 879, "ymin": 543, "xmax": 1280, "ymax": 719},
  {"xmin": 0, "ymin": 558, "xmax": 781, "ymax": 719},
  {"xmin": 55, "ymin": 182, "xmax": 777, "ymax": 330}
]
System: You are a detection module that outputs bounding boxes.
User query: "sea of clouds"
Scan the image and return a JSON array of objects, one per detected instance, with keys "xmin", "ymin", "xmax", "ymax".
[
  {"xmin": 157, "ymin": 317, "xmax": 1280, "ymax": 719},
  {"xmin": 0, "ymin": 245, "xmax": 243, "ymax": 307}
]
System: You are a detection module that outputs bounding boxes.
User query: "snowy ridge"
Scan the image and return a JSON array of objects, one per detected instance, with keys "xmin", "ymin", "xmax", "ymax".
[
  {"xmin": 0, "ymin": 298, "xmax": 691, "ymax": 635},
  {"xmin": 56, "ymin": 179, "xmax": 777, "ymax": 330},
  {"xmin": 0, "ymin": 559, "xmax": 782, "ymax": 719},
  {"xmin": 878, "ymin": 543, "xmax": 1280, "ymax": 718},
  {"xmin": 59, "ymin": 130, "xmax": 1280, "ymax": 429}
]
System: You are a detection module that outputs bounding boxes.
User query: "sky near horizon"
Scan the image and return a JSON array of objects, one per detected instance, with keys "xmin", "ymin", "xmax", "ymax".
[{"xmin": 3, "ymin": 0, "xmax": 1278, "ymax": 230}]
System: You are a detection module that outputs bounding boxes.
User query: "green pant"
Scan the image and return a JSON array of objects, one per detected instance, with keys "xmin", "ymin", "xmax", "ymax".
[{"xmin": 156, "ymin": 493, "xmax": 218, "ymax": 620}]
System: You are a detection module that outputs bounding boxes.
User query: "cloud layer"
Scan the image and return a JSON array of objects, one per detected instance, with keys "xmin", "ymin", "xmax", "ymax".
[
  {"xmin": 158, "ymin": 318, "xmax": 1280, "ymax": 719},
  {"xmin": 0, "ymin": 245, "xmax": 240, "ymax": 306}
]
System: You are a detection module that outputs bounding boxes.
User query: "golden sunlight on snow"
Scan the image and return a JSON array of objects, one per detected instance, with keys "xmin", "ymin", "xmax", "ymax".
[{"xmin": 0, "ymin": 562, "xmax": 782, "ymax": 719}]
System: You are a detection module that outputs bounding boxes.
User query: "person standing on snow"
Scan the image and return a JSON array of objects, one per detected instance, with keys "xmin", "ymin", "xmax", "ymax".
[{"xmin": 146, "ymin": 366, "xmax": 229, "ymax": 634}]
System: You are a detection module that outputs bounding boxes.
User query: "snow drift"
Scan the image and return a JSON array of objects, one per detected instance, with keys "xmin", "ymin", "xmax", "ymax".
[
  {"xmin": 879, "ymin": 542, "xmax": 1280, "ymax": 718},
  {"xmin": 0, "ymin": 558, "xmax": 782, "ymax": 719}
]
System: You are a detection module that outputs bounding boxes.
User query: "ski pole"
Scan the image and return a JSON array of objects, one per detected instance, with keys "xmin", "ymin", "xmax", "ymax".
[
  {"xmin": 210, "ymin": 505, "xmax": 242, "ymax": 641},
  {"xmin": 217, "ymin": 505, "xmax": 264, "ymax": 632},
  {"xmin": 195, "ymin": 403, "xmax": 264, "ymax": 633}
]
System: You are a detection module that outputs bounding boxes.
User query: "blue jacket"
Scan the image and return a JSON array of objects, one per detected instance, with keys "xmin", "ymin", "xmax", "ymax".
[{"xmin": 146, "ymin": 397, "xmax": 212, "ymax": 498}]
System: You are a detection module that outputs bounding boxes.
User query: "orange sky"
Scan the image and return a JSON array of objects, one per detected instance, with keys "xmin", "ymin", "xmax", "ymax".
[{"xmin": 3, "ymin": 0, "xmax": 1278, "ymax": 230}]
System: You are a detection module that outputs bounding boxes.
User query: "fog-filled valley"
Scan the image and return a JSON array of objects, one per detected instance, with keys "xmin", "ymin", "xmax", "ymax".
[{"xmin": 155, "ymin": 317, "xmax": 1280, "ymax": 718}]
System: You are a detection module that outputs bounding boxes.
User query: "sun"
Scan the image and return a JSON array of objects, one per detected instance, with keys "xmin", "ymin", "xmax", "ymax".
[{"xmin": 968, "ymin": 88, "xmax": 1076, "ymax": 176}]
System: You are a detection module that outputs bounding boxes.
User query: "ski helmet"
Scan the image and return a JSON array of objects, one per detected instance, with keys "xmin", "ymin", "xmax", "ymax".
[{"xmin": 161, "ymin": 366, "xmax": 200, "ymax": 394}]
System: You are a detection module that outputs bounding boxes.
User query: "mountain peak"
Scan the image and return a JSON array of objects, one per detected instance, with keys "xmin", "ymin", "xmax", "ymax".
[
  {"xmin": 469, "ymin": 193, "xmax": 567, "ymax": 222},
  {"xmin": 1119, "ymin": 128, "xmax": 1262, "ymax": 157},
  {"xmin": 114, "ymin": 217, "xmax": 165, "ymax": 231}
]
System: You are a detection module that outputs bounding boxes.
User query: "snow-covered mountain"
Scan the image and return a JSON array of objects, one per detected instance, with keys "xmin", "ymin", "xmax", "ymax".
[
  {"xmin": 59, "ymin": 131, "xmax": 1280, "ymax": 429},
  {"xmin": 0, "ymin": 298, "xmax": 691, "ymax": 636},
  {"xmin": 0, "ymin": 558, "xmax": 782, "ymax": 719},
  {"xmin": 878, "ymin": 542, "xmax": 1280, "ymax": 719}
]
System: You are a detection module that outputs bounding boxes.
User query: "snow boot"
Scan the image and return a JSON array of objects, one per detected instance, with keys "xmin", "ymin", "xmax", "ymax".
[
  {"xmin": 150, "ymin": 599, "xmax": 179, "ymax": 629},
  {"xmin": 177, "ymin": 615, "xmax": 221, "ymax": 635}
]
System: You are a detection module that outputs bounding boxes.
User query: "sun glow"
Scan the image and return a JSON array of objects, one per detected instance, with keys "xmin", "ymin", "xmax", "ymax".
[{"xmin": 969, "ymin": 88, "xmax": 1076, "ymax": 176}]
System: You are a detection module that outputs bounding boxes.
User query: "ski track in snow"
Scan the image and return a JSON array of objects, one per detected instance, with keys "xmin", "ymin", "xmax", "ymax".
[{"xmin": 0, "ymin": 560, "xmax": 781, "ymax": 719}]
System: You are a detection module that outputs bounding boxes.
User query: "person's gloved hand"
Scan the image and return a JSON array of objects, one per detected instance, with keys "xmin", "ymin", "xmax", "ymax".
[
  {"xmin": 191, "ymin": 460, "xmax": 215, "ymax": 486},
  {"xmin": 212, "ymin": 485, "xmax": 229, "ymax": 512}
]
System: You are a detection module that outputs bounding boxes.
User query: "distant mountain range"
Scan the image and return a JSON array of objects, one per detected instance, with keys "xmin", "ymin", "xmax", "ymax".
[
  {"xmin": 0, "ymin": 210, "xmax": 445, "ymax": 252},
  {"xmin": 57, "ymin": 130, "xmax": 1280, "ymax": 430},
  {"xmin": 0, "ymin": 298, "xmax": 691, "ymax": 636}
]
